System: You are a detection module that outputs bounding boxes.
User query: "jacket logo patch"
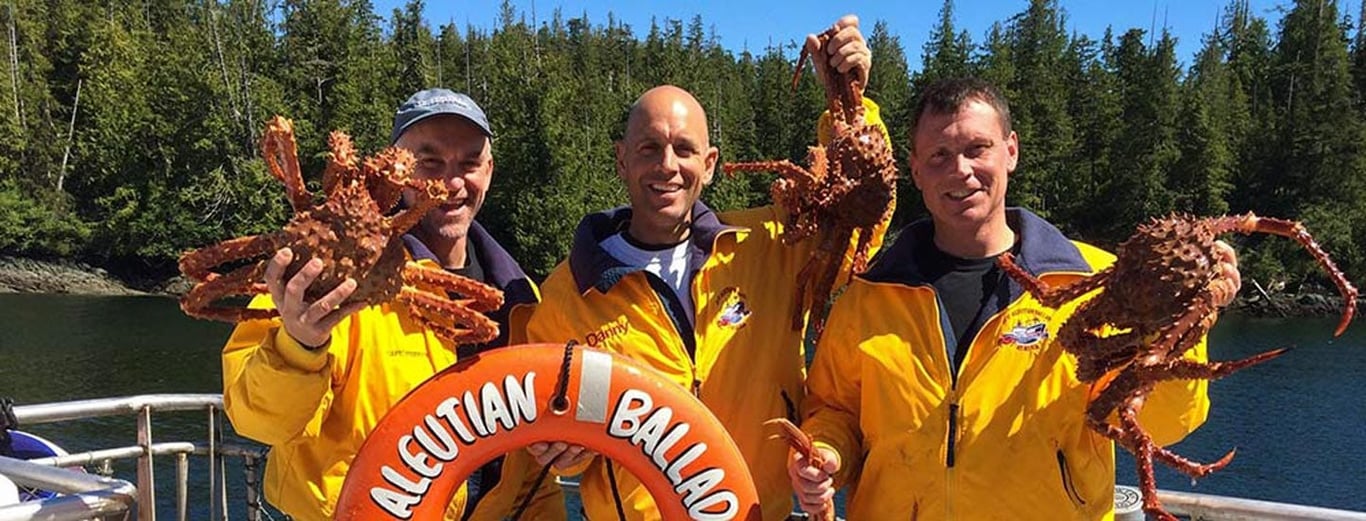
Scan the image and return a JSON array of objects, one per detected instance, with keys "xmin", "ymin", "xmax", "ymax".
[
  {"xmin": 998, "ymin": 308, "xmax": 1050, "ymax": 351},
  {"xmin": 584, "ymin": 317, "xmax": 629, "ymax": 347},
  {"xmin": 716, "ymin": 288, "xmax": 751, "ymax": 328}
]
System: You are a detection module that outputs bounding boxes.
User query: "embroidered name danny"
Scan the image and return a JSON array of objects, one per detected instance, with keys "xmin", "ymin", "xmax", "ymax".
[{"xmin": 584, "ymin": 317, "xmax": 629, "ymax": 347}]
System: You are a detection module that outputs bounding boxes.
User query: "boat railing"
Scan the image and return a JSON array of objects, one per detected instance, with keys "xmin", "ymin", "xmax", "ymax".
[
  {"xmin": 0, "ymin": 455, "xmax": 137, "ymax": 521},
  {"xmin": 1157, "ymin": 489, "xmax": 1366, "ymax": 521},
  {"xmin": 2, "ymin": 394, "xmax": 1364, "ymax": 520},
  {"xmin": 0, "ymin": 394, "xmax": 268, "ymax": 521}
]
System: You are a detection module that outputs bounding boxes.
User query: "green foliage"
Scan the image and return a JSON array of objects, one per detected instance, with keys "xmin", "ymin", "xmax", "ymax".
[
  {"xmin": 0, "ymin": 0, "xmax": 1361, "ymax": 292},
  {"xmin": 1100, "ymin": 29, "xmax": 1180, "ymax": 240},
  {"xmin": 998, "ymin": 0, "xmax": 1077, "ymax": 217},
  {"xmin": 1173, "ymin": 35, "xmax": 1235, "ymax": 217},
  {"xmin": 1052, "ymin": 32, "xmax": 1116, "ymax": 238},
  {"xmin": 0, "ymin": 180, "xmax": 88, "ymax": 257}
]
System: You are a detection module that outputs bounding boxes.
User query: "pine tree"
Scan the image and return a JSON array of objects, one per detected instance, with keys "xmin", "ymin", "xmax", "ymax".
[
  {"xmin": 1224, "ymin": 0, "xmax": 1277, "ymax": 216},
  {"xmin": 0, "ymin": 0, "xmax": 87, "ymax": 257},
  {"xmin": 1055, "ymin": 31, "xmax": 1119, "ymax": 237},
  {"xmin": 1002, "ymin": 0, "xmax": 1076, "ymax": 217},
  {"xmin": 1171, "ymin": 33, "xmax": 1234, "ymax": 216},
  {"xmin": 918, "ymin": 0, "xmax": 972, "ymax": 85},
  {"xmin": 1351, "ymin": 0, "xmax": 1366, "ymax": 109},
  {"xmin": 1263, "ymin": 0, "xmax": 1365, "ymax": 280},
  {"xmin": 1101, "ymin": 29, "xmax": 1179, "ymax": 242},
  {"xmin": 973, "ymin": 22, "xmax": 1016, "ymax": 99},
  {"xmin": 390, "ymin": 0, "xmax": 435, "ymax": 98}
]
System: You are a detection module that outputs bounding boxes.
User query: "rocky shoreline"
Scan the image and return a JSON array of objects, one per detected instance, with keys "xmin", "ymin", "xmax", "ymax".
[
  {"xmin": 0, "ymin": 256, "xmax": 146, "ymax": 295},
  {"xmin": 1228, "ymin": 288, "xmax": 1357, "ymax": 319},
  {"xmin": 0, "ymin": 256, "xmax": 194, "ymax": 296},
  {"xmin": 0, "ymin": 256, "xmax": 1358, "ymax": 319}
]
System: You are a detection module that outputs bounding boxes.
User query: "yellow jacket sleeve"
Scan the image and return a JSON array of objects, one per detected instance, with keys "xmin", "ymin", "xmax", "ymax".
[
  {"xmin": 221, "ymin": 294, "xmax": 337, "ymax": 446},
  {"xmin": 507, "ymin": 302, "xmax": 536, "ymax": 346},
  {"xmin": 801, "ymin": 283, "xmax": 867, "ymax": 486}
]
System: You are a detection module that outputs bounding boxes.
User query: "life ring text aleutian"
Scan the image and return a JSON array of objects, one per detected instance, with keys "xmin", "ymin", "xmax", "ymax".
[{"xmin": 333, "ymin": 343, "xmax": 762, "ymax": 520}]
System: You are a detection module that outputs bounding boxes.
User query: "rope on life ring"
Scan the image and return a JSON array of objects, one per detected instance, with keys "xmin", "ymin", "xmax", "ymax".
[{"xmin": 333, "ymin": 343, "xmax": 762, "ymax": 520}]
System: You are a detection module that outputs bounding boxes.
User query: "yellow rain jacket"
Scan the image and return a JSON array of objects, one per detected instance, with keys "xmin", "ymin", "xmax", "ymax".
[
  {"xmin": 804, "ymin": 208, "xmax": 1211, "ymax": 520},
  {"xmin": 221, "ymin": 223, "xmax": 560, "ymax": 521},
  {"xmin": 526, "ymin": 99, "xmax": 890, "ymax": 521}
]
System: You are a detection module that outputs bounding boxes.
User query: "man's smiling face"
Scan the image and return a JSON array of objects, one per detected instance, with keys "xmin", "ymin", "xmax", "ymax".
[
  {"xmin": 910, "ymin": 98, "xmax": 1018, "ymax": 235},
  {"xmin": 615, "ymin": 86, "xmax": 719, "ymax": 245},
  {"xmin": 396, "ymin": 115, "xmax": 494, "ymax": 245}
]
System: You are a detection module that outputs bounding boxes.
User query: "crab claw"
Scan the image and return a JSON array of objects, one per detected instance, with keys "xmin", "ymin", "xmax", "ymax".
[
  {"xmin": 764, "ymin": 418, "xmax": 814, "ymax": 454},
  {"xmin": 1335, "ymin": 296, "xmax": 1355, "ymax": 337}
]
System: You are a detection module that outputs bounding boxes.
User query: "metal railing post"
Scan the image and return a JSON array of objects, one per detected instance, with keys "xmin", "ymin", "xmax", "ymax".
[
  {"xmin": 175, "ymin": 453, "xmax": 188, "ymax": 521},
  {"xmin": 135, "ymin": 405, "xmax": 155, "ymax": 521},
  {"xmin": 243, "ymin": 454, "xmax": 261, "ymax": 521}
]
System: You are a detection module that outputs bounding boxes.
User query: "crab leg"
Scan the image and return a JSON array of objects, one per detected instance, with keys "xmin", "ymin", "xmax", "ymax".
[
  {"xmin": 180, "ymin": 262, "xmax": 275, "ymax": 322},
  {"xmin": 321, "ymin": 131, "xmax": 359, "ymax": 197},
  {"xmin": 401, "ymin": 262, "xmax": 504, "ymax": 313},
  {"xmin": 385, "ymin": 176, "xmax": 448, "ymax": 234},
  {"xmin": 1149, "ymin": 349, "xmax": 1290, "ymax": 382},
  {"xmin": 397, "ymin": 285, "xmax": 500, "ymax": 345},
  {"xmin": 178, "ymin": 234, "xmax": 279, "ymax": 281},
  {"xmin": 792, "ymin": 243, "xmax": 840, "ymax": 331},
  {"xmin": 261, "ymin": 116, "xmax": 312, "ymax": 212},
  {"xmin": 1208, "ymin": 214, "xmax": 1358, "ymax": 336},
  {"xmin": 723, "ymin": 160, "xmax": 823, "ymax": 186},
  {"xmin": 364, "ymin": 147, "xmax": 417, "ymax": 212},
  {"xmin": 850, "ymin": 225, "xmax": 877, "ymax": 275},
  {"xmin": 999, "ymin": 253, "xmax": 1114, "ymax": 309},
  {"xmin": 765, "ymin": 418, "xmax": 834, "ymax": 521},
  {"xmin": 1115, "ymin": 407, "xmax": 1179, "ymax": 521}
]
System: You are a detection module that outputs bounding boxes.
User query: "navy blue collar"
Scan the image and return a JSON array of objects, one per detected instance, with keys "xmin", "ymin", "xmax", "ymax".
[
  {"xmin": 862, "ymin": 207, "xmax": 1092, "ymax": 286},
  {"xmin": 401, "ymin": 220, "xmax": 536, "ymax": 306},
  {"xmin": 567, "ymin": 202, "xmax": 742, "ymax": 294}
]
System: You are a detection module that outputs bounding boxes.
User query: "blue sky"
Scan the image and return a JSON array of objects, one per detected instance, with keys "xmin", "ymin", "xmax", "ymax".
[{"xmin": 375, "ymin": 0, "xmax": 1297, "ymax": 71}]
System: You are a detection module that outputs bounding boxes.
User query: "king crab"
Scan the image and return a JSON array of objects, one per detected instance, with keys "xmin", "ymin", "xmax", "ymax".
[
  {"xmin": 723, "ymin": 26, "xmax": 898, "ymax": 330},
  {"xmin": 997, "ymin": 213, "xmax": 1357, "ymax": 521},
  {"xmin": 178, "ymin": 116, "xmax": 503, "ymax": 345}
]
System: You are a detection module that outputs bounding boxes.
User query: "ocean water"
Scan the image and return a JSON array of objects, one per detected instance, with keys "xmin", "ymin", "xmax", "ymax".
[{"xmin": 0, "ymin": 294, "xmax": 1362, "ymax": 518}]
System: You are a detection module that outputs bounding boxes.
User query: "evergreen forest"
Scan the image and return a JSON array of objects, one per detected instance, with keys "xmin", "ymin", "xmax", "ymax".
[{"xmin": 2, "ymin": 0, "xmax": 1363, "ymax": 293}]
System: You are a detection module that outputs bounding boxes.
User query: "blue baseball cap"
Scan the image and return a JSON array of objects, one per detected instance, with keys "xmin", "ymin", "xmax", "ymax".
[{"xmin": 391, "ymin": 88, "xmax": 492, "ymax": 143}]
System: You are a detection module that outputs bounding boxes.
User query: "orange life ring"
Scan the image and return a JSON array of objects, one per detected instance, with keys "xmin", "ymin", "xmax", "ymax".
[{"xmin": 333, "ymin": 343, "xmax": 762, "ymax": 520}]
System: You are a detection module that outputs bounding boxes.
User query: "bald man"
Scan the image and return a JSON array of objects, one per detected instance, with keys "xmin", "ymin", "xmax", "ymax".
[{"xmin": 524, "ymin": 16, "xmax": 891, "ymax": 520}]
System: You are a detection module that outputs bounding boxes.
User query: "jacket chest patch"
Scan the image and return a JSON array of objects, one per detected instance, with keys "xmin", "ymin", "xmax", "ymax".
[
  {"xmin": 584, "ymin": 317, "xmax": 630, "ymax": 347},
  {"xmin": 997, "ymin": 308, "xmax": 1050, "ymax": 352},
  {"xmin": 714, "ymin": 287, "xmax": 751, "ymax": 328}
]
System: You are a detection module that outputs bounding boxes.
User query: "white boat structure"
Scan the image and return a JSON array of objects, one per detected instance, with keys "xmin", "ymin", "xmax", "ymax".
[{"xmin": 1, "ymin": 394, "xmax": 1364, "ymax": 521}]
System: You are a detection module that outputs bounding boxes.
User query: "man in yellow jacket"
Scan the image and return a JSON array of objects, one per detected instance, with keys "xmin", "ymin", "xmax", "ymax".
[
  {"xmin": 788, "ymin": 77, "xmax": 1244, "ymax": 519},
  {"xmin": 525, "ymin": 16, "xmax": 892, "ymax": 521},
  {"xmin": 221, "ymin": 89, "xmax": 562, "ymax": 520}
]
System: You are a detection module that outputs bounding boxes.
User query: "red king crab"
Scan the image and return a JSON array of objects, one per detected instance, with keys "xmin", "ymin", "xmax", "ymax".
[
  {"xmin": 178, "ymin": 116, "xmax": 503, "ymax": 345},
  {"xmin": 997, "ymin": 213, "xmax": 1357, "ymax": 521},
  {"xmin": 723, "ymin": 26, "xmax": 898, "ymax": 330}
]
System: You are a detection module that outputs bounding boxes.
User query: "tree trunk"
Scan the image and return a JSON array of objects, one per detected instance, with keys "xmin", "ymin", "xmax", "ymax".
[
  {"xmin": 7, "ymin": 2, "xmax": 21, "ymax": 127},
  {"xmin": 57, "ymin": 78, "xmax": 81, "ymax": 193},
  {"xmin": 207, "ymin": 2, "xmax": 243, "ymax": 133}
]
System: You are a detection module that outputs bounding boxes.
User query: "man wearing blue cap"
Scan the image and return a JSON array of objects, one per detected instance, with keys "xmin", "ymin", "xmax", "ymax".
[{"xmin": 221, "ymin": 89, "xmax": 558, "ymax": 520}]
